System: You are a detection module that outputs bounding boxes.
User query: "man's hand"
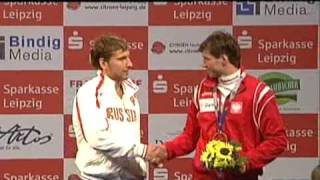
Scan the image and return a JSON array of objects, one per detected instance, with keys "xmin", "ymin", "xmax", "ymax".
[{"xmin": 145, "ymin": 144, "xmax": 168, "ymax": 165}]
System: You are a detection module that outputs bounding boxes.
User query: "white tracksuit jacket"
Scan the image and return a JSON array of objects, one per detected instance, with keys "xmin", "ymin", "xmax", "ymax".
[{"xmin": 72, "ymin": 71, "xmax": 147, "ymax": 180}]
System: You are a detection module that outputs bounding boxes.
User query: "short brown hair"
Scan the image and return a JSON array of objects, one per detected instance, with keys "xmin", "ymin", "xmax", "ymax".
[
  {"xmin": 90, "ymin": 34, "xmax": 128, "ymax": 69},
  {"xmin": 198, "ymin": 31, "xmax": 241, "ymax": 68}
]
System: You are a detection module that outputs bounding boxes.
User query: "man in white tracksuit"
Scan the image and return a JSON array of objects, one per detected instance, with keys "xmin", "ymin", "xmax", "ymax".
[{"xmin": 72, "ymin": 34, "xmax": 160, "ymax": 180}]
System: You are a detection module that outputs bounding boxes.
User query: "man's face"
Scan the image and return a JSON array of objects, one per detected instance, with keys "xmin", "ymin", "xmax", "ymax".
[
  {"xmin": 102, "ymin": 49, "xmax": 133, "ymax": 81},
  {"xmin": 201, "ymin": 49, "xmax": 224, "ymax": 78}
]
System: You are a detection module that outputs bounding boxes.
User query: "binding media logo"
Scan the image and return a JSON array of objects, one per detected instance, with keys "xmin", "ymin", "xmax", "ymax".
[
  {"xmin": 237, "ymin": 2, "xmax": 312, "ymax": 17},
  {"xmin": 236, "ymin": 1, "xmax": 260, "ymax": 15},
  {"xmin": 259, "ymin": 72, "xmax": 300, "ymax": 105},
  {"xmin": 3, "ymin": 34, "xmax": 61, "ymax": 62}
]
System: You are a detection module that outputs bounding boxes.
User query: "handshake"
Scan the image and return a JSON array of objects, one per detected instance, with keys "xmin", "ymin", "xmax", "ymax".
[{"xmin": 145, "ymin": 144, "xmax": 168, "ymax": 166}]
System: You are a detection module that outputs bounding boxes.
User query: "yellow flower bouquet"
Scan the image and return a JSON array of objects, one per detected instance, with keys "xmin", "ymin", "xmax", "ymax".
[{"xmin": 200, "ymin": 136, "xmax": 247, "ymax": 172}]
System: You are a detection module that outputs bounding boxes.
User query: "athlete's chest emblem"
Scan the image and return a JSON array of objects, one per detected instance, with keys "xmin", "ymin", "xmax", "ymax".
[{"xmin": 230, "ymin": 101, "xmax": 242, "ymax": 114}]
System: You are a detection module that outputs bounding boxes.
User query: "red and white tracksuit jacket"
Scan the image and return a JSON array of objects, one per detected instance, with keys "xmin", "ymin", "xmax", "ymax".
[
  {"xmin": 164, "ymin": 71, "xmax": 288, "ymax": 180},
  {"xmin": 72, "ymin": 71, "xmax": 147, "ymax": 180}
]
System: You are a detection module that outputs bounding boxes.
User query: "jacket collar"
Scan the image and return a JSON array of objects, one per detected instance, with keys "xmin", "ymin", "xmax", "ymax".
[
  {"xmin": 202, "ymin": 68, "xmax": 247, "ymax": 94},
  {"xmin": 97, "ymin": 70, "xmax": 139, "ymax": 97}
]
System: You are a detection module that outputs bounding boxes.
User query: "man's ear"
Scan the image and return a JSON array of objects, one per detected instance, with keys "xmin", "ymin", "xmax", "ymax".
[
  {"xmin": 99, "ymin": 57, "xmax": 107, "ymax": 68},
  {"xmin": 221, "ymin": 54, "xmax": 228, "ymax": 62},
  {"xmin": 221, "ymin": 54, "xmax": 229, "ymax": 66}
]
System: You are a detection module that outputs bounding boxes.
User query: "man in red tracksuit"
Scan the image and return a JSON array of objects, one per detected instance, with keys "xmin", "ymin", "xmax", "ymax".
[{"xmin": 153, "ymin": 31, "xmax": 288, "ymax": 180}]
